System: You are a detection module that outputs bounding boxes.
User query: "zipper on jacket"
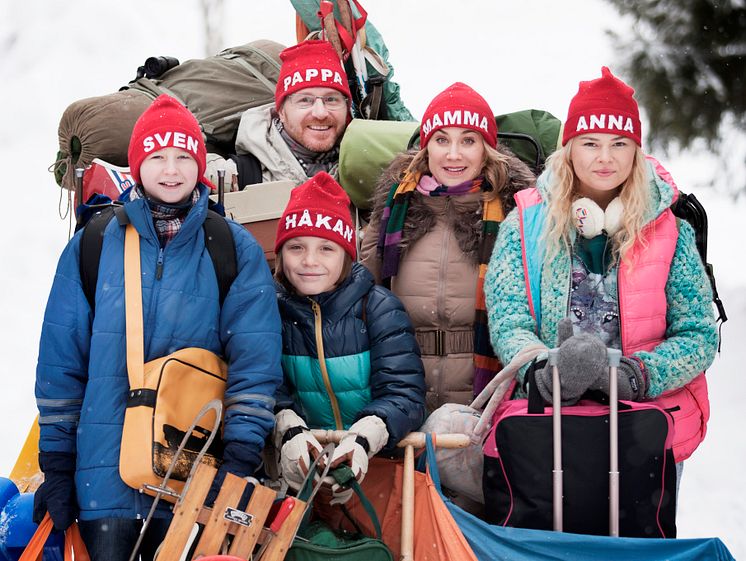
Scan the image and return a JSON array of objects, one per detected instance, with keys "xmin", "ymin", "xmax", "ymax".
[
  {"xmin": 310, "ymin": 299, "xmax": 344, "ymax": 430},
  {"xmin": 155, "ymin": 248, "xmax": 164, "ymax": 280}
]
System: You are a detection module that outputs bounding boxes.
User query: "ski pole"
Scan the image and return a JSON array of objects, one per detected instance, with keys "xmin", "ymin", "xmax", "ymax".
[
  {"xmin": 217, "ymin": 167, "xmax": 225, "ymax": 208},
  {"xmin": 549, "ymin": 348, "xmax": 563, "ymax": 532},
  {"xmin": 74, "ymin": 167, "xmax": 85, "ymax": 226},
  {"xmin": 607, "ymin": 348, "xmax": 622, "ymax": 537}
]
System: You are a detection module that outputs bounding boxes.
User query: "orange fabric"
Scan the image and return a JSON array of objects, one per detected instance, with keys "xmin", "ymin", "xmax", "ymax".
[
  {"xmin": 318, "ymin": 457, "xmax": 477, "ymax": 561},
  {"xmin": 296, "ymin": 15, "xmax": 310, "ymax": 43},
  {"xmin": 19, "ymin": 513, "xmax": 90, "ymax": 561}
]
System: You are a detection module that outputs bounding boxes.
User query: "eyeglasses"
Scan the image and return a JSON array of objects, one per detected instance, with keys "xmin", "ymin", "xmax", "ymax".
[{"xmin": 287, "ymin": 94, "xmax": 348, "ymax": 110}]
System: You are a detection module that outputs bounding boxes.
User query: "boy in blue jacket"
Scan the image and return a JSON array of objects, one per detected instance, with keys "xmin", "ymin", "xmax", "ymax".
[
  {"xmin": 272, "ymin": 171, "xmax": 426, "ymax": 504},
  {"xmin": 33, "ymin": 95, "xmax": 283, "ymax": 560}
]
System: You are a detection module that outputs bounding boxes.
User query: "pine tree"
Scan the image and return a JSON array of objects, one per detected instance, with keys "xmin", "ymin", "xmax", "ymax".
[{"xmin": 605, "ymin": 0, "xmax": 746, "ymax": 192}]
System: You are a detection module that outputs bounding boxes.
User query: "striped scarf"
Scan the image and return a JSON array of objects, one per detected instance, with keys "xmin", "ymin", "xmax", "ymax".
[
  {"xmin": 132, "ymin": 186, "xmax": 199, "ymax": 248},
  {"xmin": 376, "ymin": 172, "xmax": 505, "ymax": 395}
]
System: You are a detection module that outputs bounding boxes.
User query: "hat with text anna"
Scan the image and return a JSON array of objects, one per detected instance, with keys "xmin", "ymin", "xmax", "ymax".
[
  {"xmin": 275, "ymin": 171, "xmax": 356, "ymax": 259},
  {"xmin": 562, "ymin": 66, "xmax": 641, "ymax": 146}
]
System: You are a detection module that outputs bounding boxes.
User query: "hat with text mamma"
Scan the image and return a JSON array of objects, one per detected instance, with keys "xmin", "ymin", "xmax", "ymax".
[{"xmin": 420, "ymin": 82, "xmax": 497, "ymax": 149}]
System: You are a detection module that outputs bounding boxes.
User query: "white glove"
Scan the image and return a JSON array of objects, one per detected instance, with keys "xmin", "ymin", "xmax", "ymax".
[
  {"xmin": 273, "ymin": 409, "xmax": 323, "ymax": 492},
  {"xmin": 205, "ymin": 153, "xmax": 238, "ymax": 192},
  {"xmin": 326, "ymin": 416, "xmax": 389, "ymax": 504}
]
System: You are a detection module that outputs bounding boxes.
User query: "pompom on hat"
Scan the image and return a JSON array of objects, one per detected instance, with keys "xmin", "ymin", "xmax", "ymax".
[
  {"xmin": 562, "ymin": 66, "xmax": 642, "ymax": 146},
  {"xmin": 127, "ymin": 94, "xmax": 206, "ymax": 185},
  {"xmin": 275, "ymin": 171, "xmax": 356, "ymax": 259},
  {"xmin": 420, "ymin": 82, "xmax": 497, "ymax": 149},
  {"xmin": 275, "ymin": 40, "xmax": 351, "ymax": 111}
]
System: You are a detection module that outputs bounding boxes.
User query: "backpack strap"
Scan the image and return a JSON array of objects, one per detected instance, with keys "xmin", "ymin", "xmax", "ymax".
[
  {"xmin": 80, "ymin": 204, "xmax": 237, "ymax": 312},
  {"xmin": 229, "ymin": 153, "xmax": 263, "ymax": 188},
  {"xmin": 204, "ymin": 209, "xmax": 238, "ymax": 306},
  {"xmin": 79, "ymin": 204, "xmax": 125, "ymax": 312},
  {"xmin": 671, "ymin": 192, "xmax": 727, "ymax": 325}
]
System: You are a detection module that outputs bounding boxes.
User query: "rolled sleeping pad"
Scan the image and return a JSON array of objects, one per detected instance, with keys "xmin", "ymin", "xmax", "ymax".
[
  {"xmin": 0, "ymin": 477, "xmax": 63, "ymax": 561},
  {"xmin": 339, "ymin": 118, "xmax": 419, "ymax": 210}
]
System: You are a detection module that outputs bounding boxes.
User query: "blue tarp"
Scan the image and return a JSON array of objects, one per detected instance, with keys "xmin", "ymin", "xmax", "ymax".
[{"xmin": 423, "ymin": 436, "xmax": 735, "ymax": 561}]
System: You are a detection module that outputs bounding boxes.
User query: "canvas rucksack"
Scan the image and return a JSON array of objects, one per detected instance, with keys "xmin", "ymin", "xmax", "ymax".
[{"xmin": 54, "ymin": 40, "xmax": 284, "ymax": 192}]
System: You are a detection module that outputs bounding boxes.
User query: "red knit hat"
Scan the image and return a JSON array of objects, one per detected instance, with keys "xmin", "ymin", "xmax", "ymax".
[
  {"xmin": 128, "ymin": 94, "xmax": 206, "ymax": 184},
  {"xmin": 562, "ymin": 67, "xmax": 642, "ymax": 146},
  {"xmin": 420, "ymin": 82, "xmax": 497, "ymax": 149},
  {"xmin": 275, "ymin": 171, "xmax": 356, "ymax": 259},
  {"xmin": 275, "ymin": 40, "xmax": 351, "ymax": 111}
]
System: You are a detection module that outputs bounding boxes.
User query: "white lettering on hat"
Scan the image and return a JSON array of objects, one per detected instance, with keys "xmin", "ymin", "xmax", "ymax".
[
  {"xmin": 315, "ymin": 214, "xmax": 332, "ymax": 229},
  {"xmin": 298, "ymin": 209, "xmax": 313, "ymax": 227},
  {"xmin": 422, "ymin": 111, "xmax": 490, "ymax": 137},
  {"xmin": 285, "ymin": 213, "xmax": 297, "ymax": 230},
  {"xmin": 282, "ymin": 68, "xmax": 345, "ymax": 92},
  {"xmin": 576, "ymin": 114, "xmax": 635, "ymax": 134},
  {"xmin": 142, "ymin": 132, "xmax": 200, "ymax": 154}
]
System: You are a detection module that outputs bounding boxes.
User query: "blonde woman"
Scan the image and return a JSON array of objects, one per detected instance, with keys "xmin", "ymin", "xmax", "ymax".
[
  {"xmin": 361, "ymin": 82, "xmax": 535, "ymax": 411},
  {"xmin": 484, "ymin": 68, "xmax": 718, "ymax": 473}
]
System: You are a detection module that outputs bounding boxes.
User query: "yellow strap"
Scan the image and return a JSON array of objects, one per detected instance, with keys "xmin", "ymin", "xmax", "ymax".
[{"xmin": 124, "ymin": 224, "xmax": 145, "ymax": 388}]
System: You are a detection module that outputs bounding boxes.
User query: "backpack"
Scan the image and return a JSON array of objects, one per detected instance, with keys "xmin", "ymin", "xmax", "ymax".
[
  {"xmin": 670, "ymin": 192, "xmax": 727, "ymax": 324},
  {"xmin": 79, "ymin": 203, "xmax": 237, "ymax": 312},
  {"xmin": 54, "ymin": 40, "xmax": 284, "ymax": 191}
]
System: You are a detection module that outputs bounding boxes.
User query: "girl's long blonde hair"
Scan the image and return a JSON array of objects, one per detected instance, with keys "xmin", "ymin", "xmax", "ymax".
[
  {"xmin": 403, "ymin": 138, "xmax": 513, "ymax": 205},
  {"xmin": 543, "ymin": 139, "xmax": 649, "ymax": 265}
]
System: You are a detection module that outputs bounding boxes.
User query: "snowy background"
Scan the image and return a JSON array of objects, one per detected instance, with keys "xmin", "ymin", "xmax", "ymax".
[{"xmin": 0, "ymin": 0, "xmax": 743, "ymax": 556}]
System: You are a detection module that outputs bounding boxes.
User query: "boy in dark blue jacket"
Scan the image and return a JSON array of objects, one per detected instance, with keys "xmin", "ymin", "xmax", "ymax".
[
  {"xmin": 272, "ymin": 172, "xmax": 426, "ymax": 504},
  {"xmin": 33, "ymin": 95, "xmax": 283, "ymax": 560}
]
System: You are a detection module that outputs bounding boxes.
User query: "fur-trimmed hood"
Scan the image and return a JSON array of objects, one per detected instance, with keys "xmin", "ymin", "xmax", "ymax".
[{"xmin": 368, "ymin": 144, "xmax": 535, "ymax": 263}]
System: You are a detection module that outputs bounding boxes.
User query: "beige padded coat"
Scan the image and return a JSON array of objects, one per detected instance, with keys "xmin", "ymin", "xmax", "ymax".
[{"xmin": 360, "ymin": 149, "xmax": 534, "ymax": 411}]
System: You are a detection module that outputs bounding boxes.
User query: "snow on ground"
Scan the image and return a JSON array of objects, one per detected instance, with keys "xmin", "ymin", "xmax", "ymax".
[{"xmin": 0, "ymin": 0, "xmax": 743, "ymax": 556}]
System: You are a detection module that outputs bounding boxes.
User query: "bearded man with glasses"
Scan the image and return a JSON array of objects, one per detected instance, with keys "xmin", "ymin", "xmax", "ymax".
[{"xmin": 228, "ymin": 40, "xmax": 352, "ymax": 187}]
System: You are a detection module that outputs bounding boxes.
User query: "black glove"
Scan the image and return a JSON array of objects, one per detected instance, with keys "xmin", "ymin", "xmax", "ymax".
[
  {"xmin": 205, "ymin": 443, "xmax": 258, "ymax": 509},
  {"xmin": 590, "ymin": 356, "xmax": 647, "ymax": 401},
  {"xmin": 33, "ymin": 451, "xmax": 78, "ymax": 532},
  {"xmin": 534, "ymin": 318, "xmax": 608, "ymax": 406}
]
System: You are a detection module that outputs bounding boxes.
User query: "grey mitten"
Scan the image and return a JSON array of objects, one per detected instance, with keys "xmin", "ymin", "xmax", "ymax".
[
  {"xmin": 534, "ymin": 318, "xmax": 608, "ymax": 405},
  {"xmin": 590, "ymin": 356, "xmax": 647, "ymax": 401}
]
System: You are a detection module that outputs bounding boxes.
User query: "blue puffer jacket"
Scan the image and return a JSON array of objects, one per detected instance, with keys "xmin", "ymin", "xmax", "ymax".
[
  {"xmin": 35, "ymin": 184, "xmax": 283, "ymax": 520},
  {"xmin": 276, "ymin": 262, "xmax": 426, "ymax": 451}
]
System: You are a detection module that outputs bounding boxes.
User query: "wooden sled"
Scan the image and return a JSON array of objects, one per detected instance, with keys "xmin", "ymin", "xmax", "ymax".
[{"xmin": 156, "ymin": 462, "xmax": 305, "ymax": 561}]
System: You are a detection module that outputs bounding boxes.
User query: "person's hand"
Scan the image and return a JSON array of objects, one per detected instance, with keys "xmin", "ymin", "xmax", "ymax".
[
  {"xmin": 272, "ymin": 409, "xmax": 323, "ymax": 491},
  {"xmin": 33, "ymin": 452, "xmax": 78, "ymax": 531},
  {"xmin": 279, "ymin": 430, "xmax": 323, "ymax": 491},
  {"xmin": 325, "ymin": 416, "xmax": 388, "ymax": 504},
  {"xmin": 590, "ymin": 356, "xmax": 647, "ymax": 401},
  {"xmin": 534, "ymin": 318, "xmax": 607, "ymax": 405}
]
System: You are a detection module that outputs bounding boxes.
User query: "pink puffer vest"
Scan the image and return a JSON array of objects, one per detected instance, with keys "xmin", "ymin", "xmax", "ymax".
[{"xmin": 515, "ymin": 165, "xmax": 709, "ymax": 461}]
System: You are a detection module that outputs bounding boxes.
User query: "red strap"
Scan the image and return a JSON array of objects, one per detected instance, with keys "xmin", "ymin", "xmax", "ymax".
[{"xmin": 319, "ymin": 0, "xmax": 369, "ymax": 54}]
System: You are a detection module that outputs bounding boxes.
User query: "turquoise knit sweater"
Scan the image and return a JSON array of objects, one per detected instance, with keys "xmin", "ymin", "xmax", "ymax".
[{"xmin": 484, "ymin": 162, "xmax": 718, "ymax": 397}]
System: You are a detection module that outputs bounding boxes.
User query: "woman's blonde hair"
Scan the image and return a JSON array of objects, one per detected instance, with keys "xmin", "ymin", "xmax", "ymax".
[
  {"xmin": 403, "ymin": 137, "xmax": 513, "ymax": 205},
  {"xmin": 274, "ymin": 249, "xmax": 354, "ymax": 294},
  {"xmin": 543, "ymin": 139, "xmax": 649, "ymax": 265}
]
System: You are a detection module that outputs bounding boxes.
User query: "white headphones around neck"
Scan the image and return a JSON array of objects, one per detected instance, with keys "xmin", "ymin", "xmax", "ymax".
[{"xmin": 572, "ymin": 197, "xmax": 624, "ymax": 238}]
